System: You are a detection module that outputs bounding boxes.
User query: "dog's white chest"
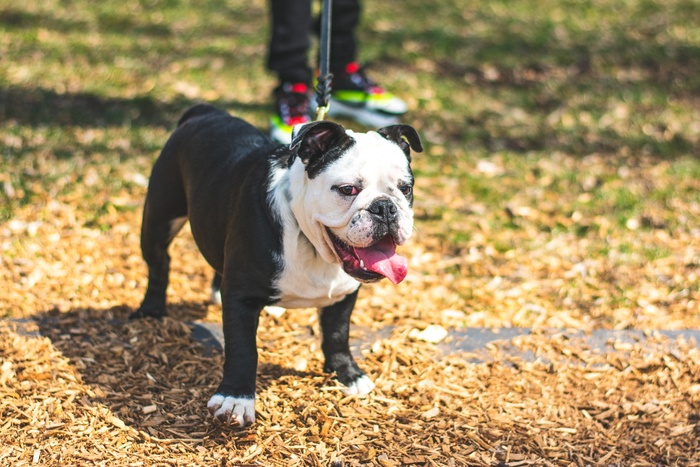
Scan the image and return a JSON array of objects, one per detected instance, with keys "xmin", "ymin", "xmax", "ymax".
[{"xmin": 272, "ymin": 234, "xmax": 359, "ymax": 309}]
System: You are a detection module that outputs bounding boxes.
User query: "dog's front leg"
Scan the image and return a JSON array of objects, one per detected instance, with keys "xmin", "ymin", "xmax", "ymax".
[
  {"xmin": 320, "ymin": 288, "xmax": 375, "ymax": 397},
  {"xmin": 207, "ymin": 293, "xmax": 263, "ymax": 426}
]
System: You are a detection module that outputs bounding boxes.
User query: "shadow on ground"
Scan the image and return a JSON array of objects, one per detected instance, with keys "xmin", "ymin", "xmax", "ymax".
[
  {"xmin": 0, "ymin": 86, "xmax": 269, "ymax": 129},
  {"xmin": 25, "ymin": 306, "xmax": 315, "ymax": 444}
]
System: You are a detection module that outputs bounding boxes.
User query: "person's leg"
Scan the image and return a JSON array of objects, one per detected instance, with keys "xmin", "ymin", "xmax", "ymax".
[
  {"xmin": 311, "ymin": 0, "xmax": 408, "ymax": 127},
  {"xmin": 327, "ymin": 0, "xmax": 360, "ymax": 74},
  {"xmin": 267, "ymin": 0, "xmax": 313, "ymax": 85},
  {"xmin": 268, "ymin": 0, "xmax": 314, "ymax": 144}
]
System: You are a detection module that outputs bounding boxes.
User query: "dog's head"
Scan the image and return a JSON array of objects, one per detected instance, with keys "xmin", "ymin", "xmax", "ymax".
[{"xmin": 287, "ymin": 121, "xmax": 422, "ymax": 284}]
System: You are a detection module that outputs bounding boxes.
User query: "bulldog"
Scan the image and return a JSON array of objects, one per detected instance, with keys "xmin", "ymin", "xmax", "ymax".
[{"xmin": 130, "ymin": 104, "xmax": 422, "ymax": 426}]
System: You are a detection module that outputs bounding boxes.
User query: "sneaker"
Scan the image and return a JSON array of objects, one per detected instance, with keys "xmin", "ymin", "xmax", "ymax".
[
  {"xmin": 326, "ymin": 62, "xmax": 408, "ymax": 127},
  {"xmin": 270, "ymin": 82, "xmax": 311, "ymax": 144}
]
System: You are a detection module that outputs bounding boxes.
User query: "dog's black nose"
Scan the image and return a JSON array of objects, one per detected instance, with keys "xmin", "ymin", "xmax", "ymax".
[{"xmin": 368, "ymin": 198, "xmax": 398, "ymax": 223}]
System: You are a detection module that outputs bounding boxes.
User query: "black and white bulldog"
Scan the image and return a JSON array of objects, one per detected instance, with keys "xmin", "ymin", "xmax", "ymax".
[{"xmin": 130, "ymin": 104, "xmax": 422, "ymax": 426}]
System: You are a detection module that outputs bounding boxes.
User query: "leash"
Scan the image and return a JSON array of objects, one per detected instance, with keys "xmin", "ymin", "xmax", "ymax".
[{"xmin": 315, "ymin": 0, "xmax": 332, "ymax": 121}]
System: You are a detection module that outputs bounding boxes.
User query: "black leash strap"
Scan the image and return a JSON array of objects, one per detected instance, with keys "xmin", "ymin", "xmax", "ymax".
[{"xmin": 315, "ymin": 0, "xmax": 332, "ymax": 121}]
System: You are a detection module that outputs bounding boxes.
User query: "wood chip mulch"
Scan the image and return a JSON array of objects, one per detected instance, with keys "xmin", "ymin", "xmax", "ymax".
[
  {"xmin": 2, "ymin": 188, "xmax": 700, "ymax": 466},
  {"xmin": 2, "ymin": 309, "xmax": 699, "ymax": 466}
]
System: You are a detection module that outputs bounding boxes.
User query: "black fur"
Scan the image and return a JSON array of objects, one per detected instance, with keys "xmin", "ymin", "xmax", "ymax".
[
  {"xmin": 131, "ymin": 104, "xmax": 285, "ymax": 402},
  {"xmin": 130, "ymin": 105, "xmax": 379, "ymax": 419},
  {"xmin": 377, "ymin": 124, "xmax": 423, "ymax": 162},
  {"xmin": 289, "ymin": 120, "xmax": 356, "ymax": 179}
]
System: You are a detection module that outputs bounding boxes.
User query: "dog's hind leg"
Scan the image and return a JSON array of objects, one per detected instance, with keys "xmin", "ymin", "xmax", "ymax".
[{"xmin": 130, "ymin": 166, "xmax": 188, "ymax": 319}]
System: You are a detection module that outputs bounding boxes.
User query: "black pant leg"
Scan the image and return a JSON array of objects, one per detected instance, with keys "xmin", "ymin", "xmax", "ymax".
[
  {"xmin": 267, "ymin": 0, "xmax": 313, "ymax": 84},
  {"xmin": 327, "ymin": 0, "xmax": 360, "ymax": 72}
]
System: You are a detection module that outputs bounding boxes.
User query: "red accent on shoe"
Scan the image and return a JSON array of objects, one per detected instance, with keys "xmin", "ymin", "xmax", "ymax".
[
  {"xmin": 287, "ymin": 116, "xmax": 309, "ymax": 126},
  {"xmin": 345, "ymin": 62, "xmax": 361, "ymax": 74},
  {"xmin": 290, "ymin": 83, "xmax": 308, "ymax": 93}
]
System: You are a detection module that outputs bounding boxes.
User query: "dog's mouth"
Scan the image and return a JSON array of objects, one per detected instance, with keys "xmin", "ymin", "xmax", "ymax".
[{"xmin": 327, "ymin": 229, "xmax": 408, "ymax": 285}]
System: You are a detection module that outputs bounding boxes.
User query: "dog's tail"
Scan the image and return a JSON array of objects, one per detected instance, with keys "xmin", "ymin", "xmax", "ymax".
[{"xmin": 177, "ymin": 104, "xmax": 226, "ymax": 127}]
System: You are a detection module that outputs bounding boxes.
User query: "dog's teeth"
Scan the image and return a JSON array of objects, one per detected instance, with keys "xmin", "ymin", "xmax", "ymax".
[{"xmin": 360, "ymin": 260, "xmax": 365, "ymax": 270}]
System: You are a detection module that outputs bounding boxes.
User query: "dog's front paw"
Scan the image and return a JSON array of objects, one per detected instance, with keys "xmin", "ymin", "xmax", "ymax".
[
  {"xmin": 324, "ymin": 356, "xmax": 375, "ymax": 397},
  {"xmin": 342, "ymin": 375, "xmax": 375, "ymax": 397},
  {"xmin": 207, "ymin": 394, "xmax": 256, "ymax": 426}
]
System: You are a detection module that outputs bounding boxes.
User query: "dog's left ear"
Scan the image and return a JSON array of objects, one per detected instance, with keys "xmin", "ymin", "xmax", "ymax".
[
  {"xmin": 377, "ymin": 124, "xmax": 423, "ymax": 161},
  {"xmin": 288, "ymin": 121, "xmax": 353, "ymax": 177}
]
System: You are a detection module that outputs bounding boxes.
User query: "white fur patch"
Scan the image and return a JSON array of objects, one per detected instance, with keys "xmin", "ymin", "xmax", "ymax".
[
  {"xmin": 307, "ymin": 131, "xmax": 414, "ymax": 245},
  {"xmin": 343, "ymin": 375, "xmax": 375, "ymax": 397},
  {"xmin": 266, "ymin": 130, "xmax": 414, "ymax": 309},
  {"xmin": 268, "ymin": 162, "xmax": 360, "ymax": 309},
  {"xmin": 265, "ymin": 306, "xmax": 286, "ymax": 318},
  {"xmin": 207, "ymin": 394, "xmax": 256, "ymax": 426},
  {"xmin": 210, "ymin": 289, "xmax": 222, "ymax": 306}
]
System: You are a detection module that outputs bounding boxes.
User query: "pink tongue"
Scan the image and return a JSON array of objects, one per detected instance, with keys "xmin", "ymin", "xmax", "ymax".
[{"xmin": 354, "ymin": 236, "xmax": 408, "ymax": 285}]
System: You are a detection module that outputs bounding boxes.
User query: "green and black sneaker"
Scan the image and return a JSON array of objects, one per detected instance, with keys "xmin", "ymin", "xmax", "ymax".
[
  {"xmin": 326, "ymin": 62, "xmax": 408, "ymax": 127},
  {"xmin": 270, "ymin": 82, "xmax": 311, "ymax": 144}
]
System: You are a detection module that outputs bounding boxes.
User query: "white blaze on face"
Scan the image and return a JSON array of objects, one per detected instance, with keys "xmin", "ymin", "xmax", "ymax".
[{"xmin": 288, "ymin": 130, "xmax": 414, "ymax": 265}]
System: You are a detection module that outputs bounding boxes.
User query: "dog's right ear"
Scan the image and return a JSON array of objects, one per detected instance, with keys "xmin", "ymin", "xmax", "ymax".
[{"xmin": 288, "ymin": 121, "xmax": 354, "ymax": 178}]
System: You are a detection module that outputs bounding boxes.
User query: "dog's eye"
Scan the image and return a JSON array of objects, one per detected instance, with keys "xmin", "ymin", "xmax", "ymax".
[
  {"xmin": 399, "ymin": 185, "xmax": 413, "ymax": 197},
  {"xmin": 335, "ymin": 185, "xmax": 359, "ymax": 196}
]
